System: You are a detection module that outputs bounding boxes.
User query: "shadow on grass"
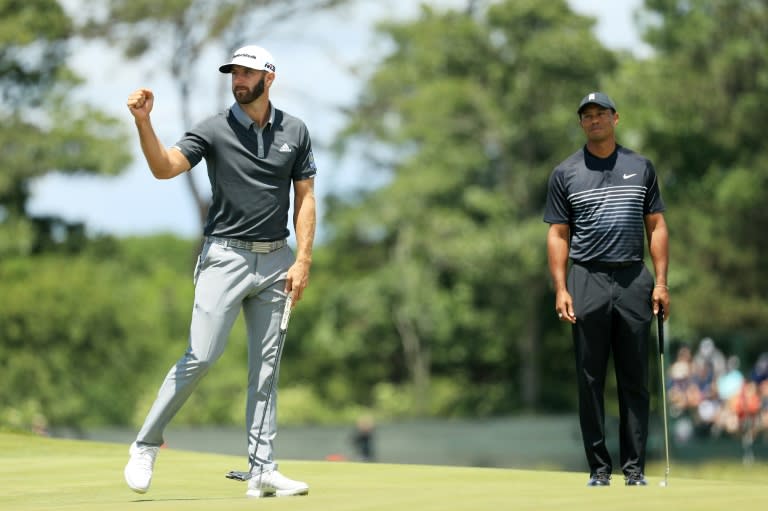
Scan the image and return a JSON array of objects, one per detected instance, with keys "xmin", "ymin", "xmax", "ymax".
[{"xmin": 131, "ymin": 496, "xmax": 242, "ymax": 503}]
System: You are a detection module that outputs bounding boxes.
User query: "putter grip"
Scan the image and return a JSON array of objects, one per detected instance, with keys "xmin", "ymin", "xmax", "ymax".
[
  {"xmin": 280, "ymin": 295, "xmax": 293, "ymax": 332},
  {"xmin": 657, "ymin": 304, "xmax": 665, "ymax": 353}
]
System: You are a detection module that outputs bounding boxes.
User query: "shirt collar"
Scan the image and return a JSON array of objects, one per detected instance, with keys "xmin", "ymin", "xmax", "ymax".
[{"xmin": 230, "ymin": 102, "xmax": 275, "ymax": 130}]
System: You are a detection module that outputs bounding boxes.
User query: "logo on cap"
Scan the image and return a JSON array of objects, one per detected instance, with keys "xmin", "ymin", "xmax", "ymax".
[
  {"xmin": 589, "ymin": 93, "xmax": 596, "ymax": 101},
  {"xmin": 220, "ymin": 45, "xmax": 275, "ymax": 74}
]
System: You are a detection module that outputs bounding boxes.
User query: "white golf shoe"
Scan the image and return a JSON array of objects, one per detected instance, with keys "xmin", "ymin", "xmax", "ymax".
[
  {"xmin": 124, "ymin": 442, "xmax": 159, "ymax": 494},
  {"xmin": 246, "ymin": 469, "xmax": 309, "ymax": 498}
]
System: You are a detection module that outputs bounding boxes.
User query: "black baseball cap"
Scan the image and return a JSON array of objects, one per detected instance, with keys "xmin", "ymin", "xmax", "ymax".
[{"xmin": 577, "ymin": 92, "xmax": 616, "ymax": 114}]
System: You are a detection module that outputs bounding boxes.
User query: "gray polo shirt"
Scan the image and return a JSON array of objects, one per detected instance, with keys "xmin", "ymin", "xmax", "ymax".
[
  {"xmin": 173, "ymin": 102, "xmax": 317, "ymax": 241},
  {"xmin": 543, "ymin": 145, "xmax": 665, "ymax": 263}
]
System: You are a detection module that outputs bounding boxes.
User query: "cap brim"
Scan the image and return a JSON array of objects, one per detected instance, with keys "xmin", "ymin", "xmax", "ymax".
[{"xmin": 578, "ymin": 101, "xmax": 615, "ymax": 114}]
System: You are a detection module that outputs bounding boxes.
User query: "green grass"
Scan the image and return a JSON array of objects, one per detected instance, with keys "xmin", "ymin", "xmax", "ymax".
[{"xmin": 1, "ymin": 432, "xmax": 767, "ymax": 511}]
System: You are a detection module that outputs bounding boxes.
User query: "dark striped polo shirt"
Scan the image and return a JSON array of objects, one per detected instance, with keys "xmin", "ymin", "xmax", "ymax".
[
  {"xmin": 173, "ymin": 102, "xmax": 317, "ymax": 241},
  {"xmin": 543, "ymin": 145, "xmax": 665, "ymax": 263}
]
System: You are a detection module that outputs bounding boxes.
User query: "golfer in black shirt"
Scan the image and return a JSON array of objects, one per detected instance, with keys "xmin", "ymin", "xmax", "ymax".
[{"xmin": 544, "ymin": 92, "xmax": 670, "ymax": 487}]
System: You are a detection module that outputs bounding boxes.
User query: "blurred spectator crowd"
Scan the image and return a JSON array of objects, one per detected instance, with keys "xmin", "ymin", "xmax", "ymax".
[{"xmin": 667, "ymin": 338, "xmax": 768, "ymax": 456}]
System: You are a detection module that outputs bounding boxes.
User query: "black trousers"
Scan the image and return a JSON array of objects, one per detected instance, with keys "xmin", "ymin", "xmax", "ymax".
[{"xmin": 568, "ymin": 261, "xmax": 654, "ymax": 477}]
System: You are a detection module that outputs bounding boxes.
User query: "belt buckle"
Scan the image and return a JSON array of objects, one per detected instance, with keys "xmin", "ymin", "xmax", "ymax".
[{"xmin": 248, "ymin": 240, "xmax": 281, "ymax": 253}]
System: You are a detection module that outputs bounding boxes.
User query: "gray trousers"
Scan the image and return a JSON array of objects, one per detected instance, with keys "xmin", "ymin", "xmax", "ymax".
[{"xmin": 135, "ymin": 239, "xmax": 294, "ymax": 471}]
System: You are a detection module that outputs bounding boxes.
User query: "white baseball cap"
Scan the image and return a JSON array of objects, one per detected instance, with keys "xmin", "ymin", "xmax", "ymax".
[{"xmin": 219, "ymin": 45, "xmax": 276, "ymax": 74}]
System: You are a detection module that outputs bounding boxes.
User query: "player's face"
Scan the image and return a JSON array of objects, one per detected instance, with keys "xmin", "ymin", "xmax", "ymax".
[
  {"xmin": 579, "ymin": 106, "xmax": 617, "ymax": 141},
  {"xmin": 231, "ymin": 66, "xmax": 268, "ymax": 104}
]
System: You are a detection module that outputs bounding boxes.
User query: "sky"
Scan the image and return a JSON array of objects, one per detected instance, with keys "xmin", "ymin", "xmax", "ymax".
[{"xmin": 27, "ymin": 0, "xmax": 649, "ymax": 240}]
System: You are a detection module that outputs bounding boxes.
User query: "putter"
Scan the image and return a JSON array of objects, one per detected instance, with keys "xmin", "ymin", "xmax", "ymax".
[
  {"xmin": 657, "ymin": 304, "xmax": 670, "ymax": 487},
  {"xmin": 226, "ymin": 294, "xmax": 294, "ymax": 483}
]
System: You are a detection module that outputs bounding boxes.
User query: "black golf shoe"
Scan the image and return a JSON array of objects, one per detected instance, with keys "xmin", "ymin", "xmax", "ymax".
[
  {"xmin": 586, "ymin": 473, "xmax": 611, "ymax": 486},
  {"xmin": 625, "ymin": 472, "xmax": 648, "ymax": 486}
]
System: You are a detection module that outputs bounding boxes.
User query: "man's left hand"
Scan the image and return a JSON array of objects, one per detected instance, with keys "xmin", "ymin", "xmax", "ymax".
[{"xmin": 285, "ymin": 259, "xmax": 311, "ymax": 303}]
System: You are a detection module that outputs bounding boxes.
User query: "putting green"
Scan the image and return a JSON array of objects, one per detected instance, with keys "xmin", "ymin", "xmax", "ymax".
[{"xmin": 1, "ymin": 432, "xmax": 766, "ymax": 511}]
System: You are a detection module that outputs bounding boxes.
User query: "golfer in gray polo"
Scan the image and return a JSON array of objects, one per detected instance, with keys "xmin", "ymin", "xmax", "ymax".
[{"xmin": 124, "ymin": 44, "xmax": 316, "ymax": 498}]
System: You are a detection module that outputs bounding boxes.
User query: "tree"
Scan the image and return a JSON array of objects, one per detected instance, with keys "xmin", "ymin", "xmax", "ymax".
[
  {"xmin": 0, "ymin": 0, "xmax": 130, "ymax": 256},
  {"xmin": 0, "ymin": 235, "xmax": 196, "ymax": 430},
  {"xmin": 612, "ymin": 0, "xmax": 768, "ymax": 346},
  {"xmin": 80, "ymin": 0, "xmax": 349, "ymax": 233},
  {"xmin": 313, "ymin": 0, "xmax": 620, "ymax": 415}
]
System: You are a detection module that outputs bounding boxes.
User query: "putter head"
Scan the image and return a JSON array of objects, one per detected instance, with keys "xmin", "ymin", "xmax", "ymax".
[{"xmin": 225, "ymin": 470, "xmax": 252, "ymax": 481}]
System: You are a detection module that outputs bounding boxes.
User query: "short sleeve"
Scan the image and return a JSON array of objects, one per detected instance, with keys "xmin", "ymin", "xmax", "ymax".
[
  {"xmin": 291, "ymin": 122, "xmax": 317, "ymax": 181},
  {"xmin": 643, "ymin": 160, "xmax": 666, "ymax": 214},
  {"xmin": 172, "ymin": 117, "xmax": 216, "ymax": 169},
  {"xmin": 543, "ymin": 167, "xmax": 571, "ymax": 224}
]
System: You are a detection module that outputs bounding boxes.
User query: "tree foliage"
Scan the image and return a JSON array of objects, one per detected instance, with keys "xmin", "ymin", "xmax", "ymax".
[
  {"xmin": 613, "ymin": 0, "xmax": 768, "ymax": 341},
  {"xmin": 4, "ymin": 0, "xmax": 768, "ymax": 431},
  {"xmin": 0, "ymin": 0, "xmax": 130, "ymax": 257},
  {"xmin": 79, "ymin": 0, "xmax": 350, "ymax": 232},
  {"xmin": 0, "ymin": 236, "xmax": 195, "ymax": 429},
  {"xmin": 310, "ymin": 0, "xmax": 617, "ymax": 415},
  {"xmin": 295, "ymin": 0, "xmax": 768, "ymax": 419}
]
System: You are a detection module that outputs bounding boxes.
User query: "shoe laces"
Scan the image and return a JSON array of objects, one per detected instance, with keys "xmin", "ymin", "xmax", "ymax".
[{"xmin": 133, "ymin": 446, "xmax": 159, "ymax": 470}]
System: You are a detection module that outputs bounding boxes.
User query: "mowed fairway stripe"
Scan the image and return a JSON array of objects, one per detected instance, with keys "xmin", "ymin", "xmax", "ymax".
[{"xmin": 0, "ymin": 433, "xmax": 766, "ymax": 511}]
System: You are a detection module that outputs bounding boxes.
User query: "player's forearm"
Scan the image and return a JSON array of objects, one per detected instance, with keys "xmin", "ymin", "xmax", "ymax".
[
  {"xmin": 648, "ymin": 223, "xmax": 669, "ymax": 286},
  {"xmin": 645, "ymin": 213, "xmax": 669, "ymax": 286},
  {"xmin": 547, "ymin": 226, "xmax": 570, "ymax": 291},
  {"xmin": 135, "ymin": 118, "xmax": 178, "ymax": 179},
  {"xmin": 293, "ymin": 188, "xmax": 316, "ymax": 264}
]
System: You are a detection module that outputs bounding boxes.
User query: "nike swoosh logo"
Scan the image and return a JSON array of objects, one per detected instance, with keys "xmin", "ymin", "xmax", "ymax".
[{"xmin": 623, "ymin": 173, "xmax": 637, "ymax": 179}]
